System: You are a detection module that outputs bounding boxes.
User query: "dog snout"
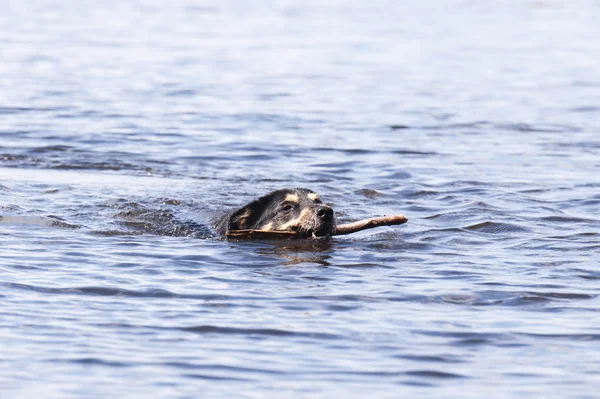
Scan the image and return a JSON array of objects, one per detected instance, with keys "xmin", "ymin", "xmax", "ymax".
[{"xmin": 316, "ymin": 205, "xmax": 333, "ymax": 220}]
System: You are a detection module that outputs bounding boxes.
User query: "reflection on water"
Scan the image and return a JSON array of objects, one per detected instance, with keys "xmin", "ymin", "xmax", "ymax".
[{"xmin": 256, "ymin": 240, "xmax": 334, "ymax": 266}]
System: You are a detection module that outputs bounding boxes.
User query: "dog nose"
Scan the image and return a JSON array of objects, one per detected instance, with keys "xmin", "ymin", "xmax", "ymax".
[{"xmin": 316, "ymin": 206, "xmax": 333, "ymax": 220}]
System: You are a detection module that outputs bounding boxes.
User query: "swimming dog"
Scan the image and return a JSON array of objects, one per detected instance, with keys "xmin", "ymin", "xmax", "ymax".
[{"xmin": 215, "ymin": 188, "xmax": 335, "ymax": 238}]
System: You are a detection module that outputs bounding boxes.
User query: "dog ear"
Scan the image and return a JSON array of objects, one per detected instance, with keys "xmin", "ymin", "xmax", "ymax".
[
  {"xmin": 227, "ymin": 195, "xmax": 272, "ymax": 231},
  {"xmin": 227, "ymin": 206, "xmax": 254, "ymax": 230}
]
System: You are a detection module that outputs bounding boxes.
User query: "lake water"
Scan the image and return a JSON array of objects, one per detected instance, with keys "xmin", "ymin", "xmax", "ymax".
[{"xmin": 1, "ymin": 1, "xmax": 599, "ymax": 398}]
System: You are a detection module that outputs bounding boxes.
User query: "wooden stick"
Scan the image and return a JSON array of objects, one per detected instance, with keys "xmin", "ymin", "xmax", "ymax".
[
  {"xmin": 333, "ymin": 215, "xmax": 408, "ymax": 236},
  {"xmin": 225, "ymin": 215, "xmax": 407, "ymax": 239},
  {"xmin": 225, "ymin": 229, "xmax": 297, "ymax": 239}
]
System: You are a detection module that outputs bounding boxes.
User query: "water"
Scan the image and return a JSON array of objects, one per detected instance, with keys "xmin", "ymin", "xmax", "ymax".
[{"xmin": 1, "ymin": 1, "xmax": 600, "ymax": 397}]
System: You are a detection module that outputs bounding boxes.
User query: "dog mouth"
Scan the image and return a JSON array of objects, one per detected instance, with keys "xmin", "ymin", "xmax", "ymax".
[
  {"xmin": 289, "ymin": 223, "xmax": 335, "ymax": 238},
  {"xmin": 313, "ymin": 224, "xmax": 335, "ymax": 238}
]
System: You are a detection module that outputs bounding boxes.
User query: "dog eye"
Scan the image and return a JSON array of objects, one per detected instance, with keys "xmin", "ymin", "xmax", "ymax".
[
  {"xmin": 281, "ymin": 203, "xmax": 294, "ymax": 211},
  {"xmin": 313, "ymin": 198, "xmax": 322, "ymax": 204}
]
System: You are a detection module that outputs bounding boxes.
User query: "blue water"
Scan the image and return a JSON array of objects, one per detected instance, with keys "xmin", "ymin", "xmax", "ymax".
[{"xmin": 1, "ymin": 1, "xmax": 600, "ymax": 398}]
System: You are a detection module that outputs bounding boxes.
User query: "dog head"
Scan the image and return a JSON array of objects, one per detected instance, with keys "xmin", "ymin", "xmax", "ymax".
[{"xmin": 226, "ymin": 188, "xmax": 335, "ymax": 238}]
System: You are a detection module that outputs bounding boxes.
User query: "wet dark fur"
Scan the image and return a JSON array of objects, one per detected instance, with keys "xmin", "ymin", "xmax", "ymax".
[{"xmin": 215, "ymin": 188, "xmax": 335, "ymax": 238}]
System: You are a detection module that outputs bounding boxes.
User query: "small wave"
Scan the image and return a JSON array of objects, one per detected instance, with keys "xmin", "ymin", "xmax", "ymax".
[
  {"xmin": 30, "ymin": 145, "xmax": 75, "ymax": 153},
  {"xmin": 389, "ymin": 124, "xmax": 410, "ymax": 130},
  {"xmin": 391, "ymin": 149, "xmax": 439, "ymax": 156},
  {"xmin": 408, "ymin": 189, "xmax": 439, "ymax": 198},
  {"xmin": 168, "ymin": 362, "xmax": 283, "ymax": 377},
  {"xmin": 472, "ymin": 289, "xmax": 595, "ymax": 307},
  {"xmin": 53, "ymin": 161, "xmax": 137, "ymax": 171},
  {"xmin": 50, "ymin": 357, "xmax": 130, "ymax": 368},
  {"xmin": 522, "ymin": 291, "xmax": 594, "ymax": 300},
  {"xmin": 293, "ymin": 294, "xmax": 384, "ymax": 302},
  {"xmin": 573, "ymin": 268, "xmax": 600, "ymax": 280},
  {"xmin": 518, "ymin": 333, "xmax": 600, "ymax": 341},
  {"xmin": 90, "ymin": 230, "xmax": 145, "ymax": 236},
  {"xmin": 414, "ymin": 330, "xmax": 504, "ymax": 344},
  {"xmin": 355, "ymin": 189, "xmax": 382, "ymax": 198},
  {"xmin": 1, "ymin": 149, "xmax": 174, "ymax": 177},
  {"xmin": 311, "ymin": 147, "xmax": 439, "ymax": 156},
  {"xmin": 464, "ymin": 221, "xmax": 529, "ymax": 234},
  {"xmin": 165, "ymin": 89, "xmax": 197, "ymax": 97},
  {"xmin": 569, "ymin": 106, "xmax": 600, "ymax": 113},
  {"xmin": 394, "ymin": 354, "xmax": 463, "ymax": 363},
  {"xmin": 496, "ymin": 122, "xmax": 580, "ymax": 133},
  {"xmin": 437, "ymin": 180, "xmax": 490, "ymax": 188},
  {"xmin": 312, "ymin": 147, "xmax": 374, "ymax": 154},
  {"xmin": 0, "ymin": 106, "xmax": 72, "ymax": 115},
  {"xmin": 182, "ymin": 373, "xmax": 252, "ymax": 381},
  {"xmin": 402, "ymin": 121, "xmax": 490, "ymax": 131},
  {"xmin": 547, "ymin": 232, "xmax": 598, "ymax": 240},
  {"xmin": 3, "ymin": 283, "xmax": 227, "ymax": 300},
  {"xmin": 404, "ymin": 370, "xmax": 467, "ymax": 379},
  {"xmin": 543, "ymin": 141, "xmax": 600, "ymax": 150},
  {"xmin": 179, "ymin": 325, "xmax": 340, "ymax": 339},
  {"xmin": 384, "ymin": 171, "xmax": 412, "ymax": 179},
  {"xmin": 539, "ymin": 215, "xmax": 598, "ymax": 223}
]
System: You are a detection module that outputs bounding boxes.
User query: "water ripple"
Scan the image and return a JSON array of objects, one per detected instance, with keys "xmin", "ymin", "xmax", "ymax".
[
  {"xmin": 179, "ymin": 325, "xmax": 340, "ymax": 339},
  {"xmin": 2, "ymin": 0, "xmax": 600, "ymax": 397}
]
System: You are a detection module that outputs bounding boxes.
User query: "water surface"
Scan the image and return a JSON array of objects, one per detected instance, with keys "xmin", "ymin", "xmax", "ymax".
[{"xmin": 1, "ymin": 1, "xmax": 599, "ymax": 398}]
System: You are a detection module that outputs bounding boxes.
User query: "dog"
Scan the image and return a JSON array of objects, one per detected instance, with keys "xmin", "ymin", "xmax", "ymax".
[{"xmin": 215, "ymin": 188, "xmax": 336, "ymax": 238}]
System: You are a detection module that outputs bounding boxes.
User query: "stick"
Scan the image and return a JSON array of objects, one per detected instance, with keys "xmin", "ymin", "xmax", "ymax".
[
  {"xmin": 333, "ymin": 215, "xmax": 408, "ymax": 236},
  {"xmin": 225, "ymin": 229, "xmax": 297, "ymax": 239},
  {"xmin": 225, "ymin": 215, "xmax": 407, "ymax": 239}
]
